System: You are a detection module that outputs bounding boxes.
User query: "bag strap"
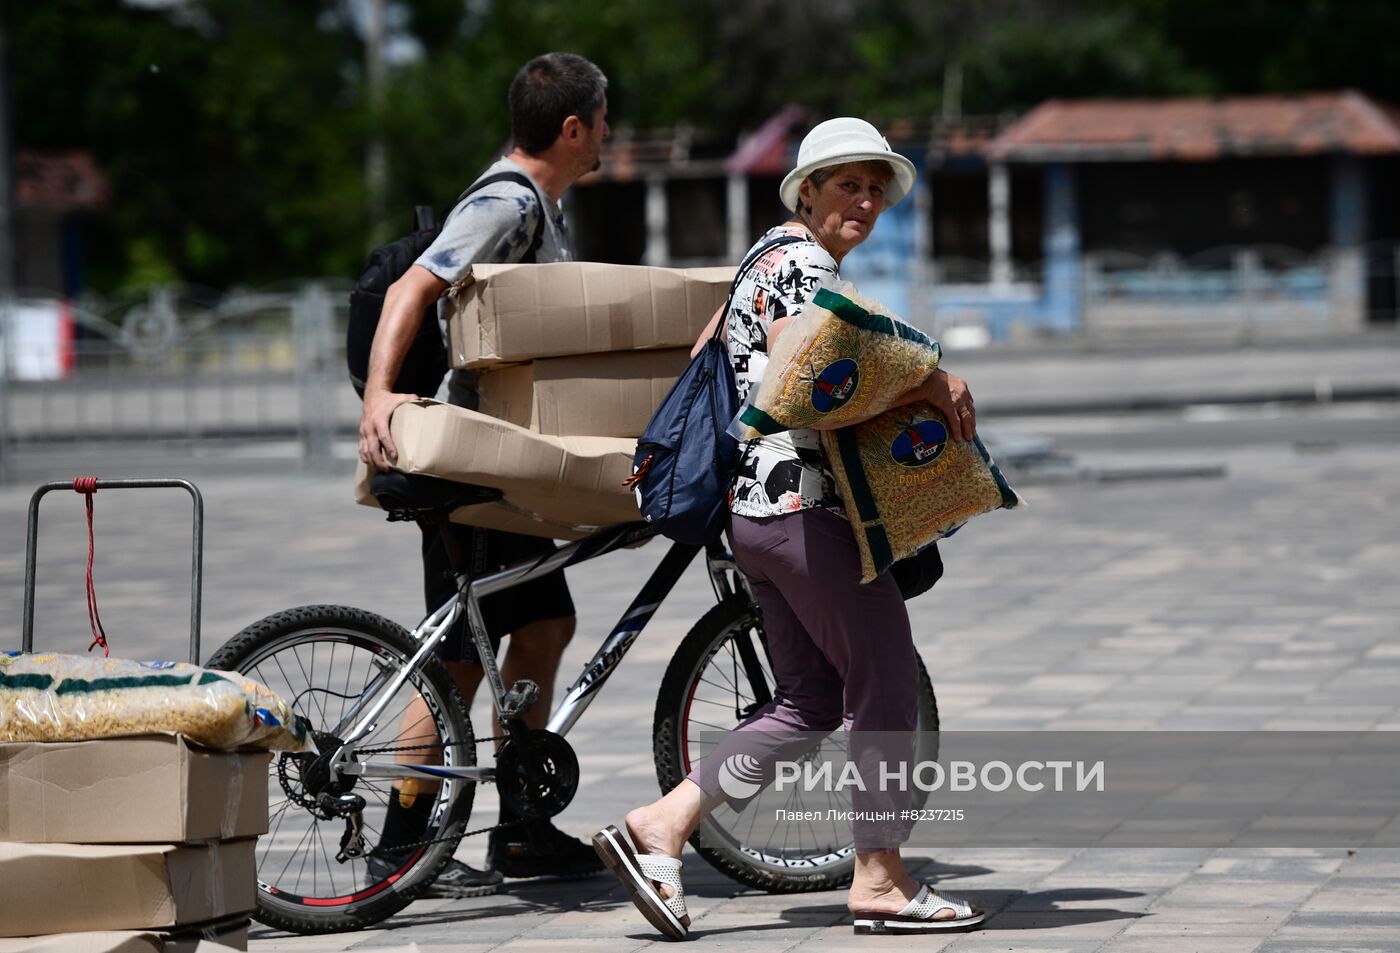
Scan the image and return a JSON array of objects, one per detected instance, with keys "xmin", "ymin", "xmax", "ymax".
[
  {"xmin": 445, "ymin": 170, "xmax": 549, "ymax": 264},
  {"xmin": 711, "ymin": 233, "xmax": 807, "ymax": 343}
]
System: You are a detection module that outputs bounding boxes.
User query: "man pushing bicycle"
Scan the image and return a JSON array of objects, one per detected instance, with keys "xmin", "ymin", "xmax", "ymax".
[{"xmin": 357, "ymin": 51, "xmax": 611, "ymax": 895}]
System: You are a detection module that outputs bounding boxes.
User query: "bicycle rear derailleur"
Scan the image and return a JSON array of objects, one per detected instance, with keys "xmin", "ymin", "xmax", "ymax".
[{"xmin": 276, "ymin": 730, "xmax": 370, "ymax": 862}]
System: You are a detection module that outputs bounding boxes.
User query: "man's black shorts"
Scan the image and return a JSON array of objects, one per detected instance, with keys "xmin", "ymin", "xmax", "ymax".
[{"xmin": 420, "ymin": 523, "xmax": 575, "ymax": 664}]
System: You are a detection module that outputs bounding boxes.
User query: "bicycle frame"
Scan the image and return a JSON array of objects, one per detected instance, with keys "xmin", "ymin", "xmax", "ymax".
[{"xmin": 333, "ymin": 522, "xmax": 748, "ymax": 785}]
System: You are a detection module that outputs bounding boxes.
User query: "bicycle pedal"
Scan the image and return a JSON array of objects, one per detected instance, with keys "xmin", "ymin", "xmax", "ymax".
[{"xmin": 501, "ymin": 679, "xmax": 540, "ymax": 716}]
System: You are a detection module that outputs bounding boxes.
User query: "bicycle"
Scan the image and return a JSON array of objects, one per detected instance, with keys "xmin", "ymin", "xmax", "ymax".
[{"xmin": 207, "ymin": 470, "xmax": 939, "ymax": 934}]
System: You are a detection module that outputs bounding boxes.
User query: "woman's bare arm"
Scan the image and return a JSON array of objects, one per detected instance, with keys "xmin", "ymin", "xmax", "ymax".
[{"xmin": 690, "ymin": 305, "xmax": 726, "ymax": 357}]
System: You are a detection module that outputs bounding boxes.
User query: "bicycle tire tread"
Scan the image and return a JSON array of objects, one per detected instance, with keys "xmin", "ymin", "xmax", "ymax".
[
  {"xmin": 652, "ymin": 596, "xmax": 842, "ymax": 893},
  {"xmin": 207, "ymin": 604, "xmax": 474, "ymax": 934}
]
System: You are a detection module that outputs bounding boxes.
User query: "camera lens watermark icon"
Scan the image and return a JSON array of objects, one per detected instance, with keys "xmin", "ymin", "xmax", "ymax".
[{"xmin": 717, "ymin": 753, "xmax": 766, "ymax": 800}]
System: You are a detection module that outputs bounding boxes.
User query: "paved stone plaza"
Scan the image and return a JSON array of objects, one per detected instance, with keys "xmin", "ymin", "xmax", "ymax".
[{"xmin": 1, "ymin": 342, "xmax": 1397, "ymax": 952}]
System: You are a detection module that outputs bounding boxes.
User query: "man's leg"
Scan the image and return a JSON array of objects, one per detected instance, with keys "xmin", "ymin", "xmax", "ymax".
[
  {"xmin": 366, "ymin": 524, "xmax": 503, "ymax": 897},
  {"xmin": 496, "ymin": 615, "xmax": 575, "ymax": 729},
  {"xmin": 382, "ymin": 524, "xmax": 600, "ymax": 881},
  {"xmin": 482, "ymin": 613, "xmax": 604, "ymax": 878}
]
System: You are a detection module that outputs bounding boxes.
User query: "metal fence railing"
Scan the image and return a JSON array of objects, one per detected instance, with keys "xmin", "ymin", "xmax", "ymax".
[
  {"xmin": 1083, "ymin": 246, "xmax": 1330, "ymax": 304},
  {"xmin": 1, "ymin": 244, "xmax": 1395, "ymax": 479},
  {"xmin": 924, "ymin": 242, "xmax": 1399, "ymax": 338},
  {"xmin": 0, "ymin": 281, "xmax": 354, "ymax": 478}
]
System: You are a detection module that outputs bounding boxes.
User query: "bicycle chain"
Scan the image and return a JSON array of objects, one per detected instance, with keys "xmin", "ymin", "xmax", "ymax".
[
  {"xmin": 377, "ymin": 817, "xmax": 528, "ymax": 856},
  {"xmin": 328, "ymin": 734, "xmax": 520, "ymax": 856},
  {"xmin": 351, "ymin": 733, "xmax": 507, "ymax": 756}
]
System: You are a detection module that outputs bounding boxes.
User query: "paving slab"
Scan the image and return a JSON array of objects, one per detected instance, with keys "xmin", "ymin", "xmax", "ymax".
[{"xmin": 3, "ymin": 384, "xmax": 1398, "ymax": 952}]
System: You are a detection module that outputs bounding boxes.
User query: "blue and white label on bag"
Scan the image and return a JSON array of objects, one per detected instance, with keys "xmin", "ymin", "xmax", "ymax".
[
  {"xmin": 810, "ymin": 359, "xmax": 860, "ymax": 413},
  {"xmin": 890, "ymin": 419, "xmax": 948, "ymax": 468}
]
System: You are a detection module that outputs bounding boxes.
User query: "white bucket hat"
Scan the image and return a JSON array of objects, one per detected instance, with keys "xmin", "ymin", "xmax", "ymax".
[{"xmin": 779, "ymin": 117, "xmax": 917, "ymax": 212}]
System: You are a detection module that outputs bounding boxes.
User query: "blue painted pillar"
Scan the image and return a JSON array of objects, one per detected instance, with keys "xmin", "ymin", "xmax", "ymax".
[
  {"xmin": 1330, "ymin": 155, "xmax": 1367, "ymax": 246},
  {"xmin": 1041, "ymin": 163, "xmax": 1082, "ymax": 332},
  {"xmin": 62, "ymin": 217, "xmax": 86, "ymax": 298},
  {"xmin": 1328, "ymin": 155, "xmax": 1367, "ymax": 329}
]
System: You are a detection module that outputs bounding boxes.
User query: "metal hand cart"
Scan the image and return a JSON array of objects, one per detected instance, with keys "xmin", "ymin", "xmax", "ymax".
[{"xmin": 20, "ymin": 478, "xmax": 205, "ymax": 663}]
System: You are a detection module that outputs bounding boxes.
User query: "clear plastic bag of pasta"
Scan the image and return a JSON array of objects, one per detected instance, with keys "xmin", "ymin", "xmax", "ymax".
[
  {"xmin": 823, "ymin": 402, "xmax": 1025, "ymax": 582},
  {"xmin": 731, "ymin": 283, "xmax": 942, "ymax": 441},
  {"xmin": 0, "ymin": 652, "xmax": 310, "ymax": 751}
]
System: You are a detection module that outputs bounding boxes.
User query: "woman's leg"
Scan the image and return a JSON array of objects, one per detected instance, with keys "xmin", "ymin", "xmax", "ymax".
[
  {"xmin": 758, "ymin": 509, "xmax": 974, "ymax": 919},
  {"xmin": 608, "ymin": 509, "xmax": 975, "ymax": 922},
  {"xmin": 620, "ymin": 513, "xmax": 848, "ymax": 915}
]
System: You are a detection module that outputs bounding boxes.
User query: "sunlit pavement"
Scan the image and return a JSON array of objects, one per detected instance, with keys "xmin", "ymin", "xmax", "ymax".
[{"xmin": 2, "ymin": 336, "xmax": 1397, "ymax": 952}]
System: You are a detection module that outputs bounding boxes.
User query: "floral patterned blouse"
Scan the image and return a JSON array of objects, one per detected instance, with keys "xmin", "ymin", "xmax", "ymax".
[{"xmin": 727, "ymin": 226, "xmax": 846, "ymax": 519}]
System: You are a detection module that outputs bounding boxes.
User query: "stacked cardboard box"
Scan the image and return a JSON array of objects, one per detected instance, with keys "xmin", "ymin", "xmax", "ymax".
[
  {"xmin": 445, "ymin": 261, "xmax": 732, "ymax": 369},
  {"xmin": 476, "ymin": 348, "xmax": 693, "ymax": 439},
  {"xmin": 457, "ymin": 262, "xmax": 726, "ymax": 440},
  {"xmin": 358, "ymin": 262, "xmax": 733, "ymax": 536},
  {"xmin": 0, "ymin": 735, "xmax": 268, "ymax": 951}
]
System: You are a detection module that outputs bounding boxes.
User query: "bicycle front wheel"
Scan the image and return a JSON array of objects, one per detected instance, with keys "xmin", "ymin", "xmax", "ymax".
[
  {"xmin": 206, "ymin": 605, "xmax": 474, "ymax": 934},
  {"xmin": 653, "ymin": 595, "xmax": 938, "ymax": 893}
]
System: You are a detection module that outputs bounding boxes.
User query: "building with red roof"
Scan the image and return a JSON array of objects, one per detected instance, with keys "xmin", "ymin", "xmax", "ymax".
[
  {"xmin": 570, "ymin": 91, "xmax": 1400, "ymax": 338},
  {"xmin": 14, "ymin": 149, "xmax": 110, "ymax": 296}
]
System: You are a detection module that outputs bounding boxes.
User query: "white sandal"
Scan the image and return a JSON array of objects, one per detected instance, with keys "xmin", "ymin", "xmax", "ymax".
[
  {"xmin": 592, "ymin": 825, "xmax": 689, "ymax": 940},
  {"xmin": 852, "ymin": 884, "xmax": 985, "ymax": 934}
]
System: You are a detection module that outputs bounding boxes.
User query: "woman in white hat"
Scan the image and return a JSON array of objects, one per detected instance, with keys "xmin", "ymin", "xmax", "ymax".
[{"xmin": 594, "ymin": 118, "xmax": 982, "ymax": 938}]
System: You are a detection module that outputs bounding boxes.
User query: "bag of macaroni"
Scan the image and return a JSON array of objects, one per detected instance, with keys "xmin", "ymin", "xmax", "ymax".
[{"xmin": 823, "ymin": 401, "xmax": 1024, "ymax": 582}]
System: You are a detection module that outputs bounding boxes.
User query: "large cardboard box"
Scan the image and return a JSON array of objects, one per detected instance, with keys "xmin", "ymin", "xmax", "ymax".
[
  {"xmin": 0, "ymin": 841, "xmax": 256, "ymax": 937},
  {"xmin": 0, "ymin": 917, "xmax": 249, "ymax": 952},
  {"xmin": 446, "ymin": 261, "xmax": 733, "ymax": 368},
  {"xmin": 477, "ymin": 348, "xmax": 690, "ymax": 438},
  {"xmin": 354, "ymin": 400, "xmax": 641, "ymax": 539},
  {"xmin": 0, "ymin": 736, "xmax": 269, "ymax": 843}
]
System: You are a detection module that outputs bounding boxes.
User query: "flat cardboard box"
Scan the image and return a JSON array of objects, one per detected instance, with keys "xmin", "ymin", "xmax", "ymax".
[
  {"xmin": 357, "ymin": 461, "xmax": 615, "ymax": 541},
  {"xmin": 0, "ymin": 841, "xmax": 256, "ymax": 937},
  {"xmin": 354, "ymin": 400, "xmax": 641, "ymax": 539},
  {"xmin": 0, "ymin": 735, "xmax": 269, "ymax": 843},
  {"xmin": 447, "ymin": 261, "xmax": 733, "ymax": 368},
  {"xmin": 0, "ymin": 917, "xmax": 249, "ymax": 953},
  {"xmin": 477, "ymin": 348, "xmax": 690, "ymax": 438}
]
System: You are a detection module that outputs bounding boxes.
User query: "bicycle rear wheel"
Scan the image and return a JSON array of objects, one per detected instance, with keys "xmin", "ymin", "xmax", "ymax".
[
  {"xmin": 653, "ymin": 595, "xmax": 938, "ymax": 893},
  {"xmin": 206, "ymin": 605, "xmax": 474, "ymax": 934}
]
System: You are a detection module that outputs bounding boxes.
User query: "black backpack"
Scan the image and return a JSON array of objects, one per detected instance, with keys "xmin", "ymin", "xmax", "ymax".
[{"xmin": 347, "ymin": 170, "xmax": 545, "ymax": 398}]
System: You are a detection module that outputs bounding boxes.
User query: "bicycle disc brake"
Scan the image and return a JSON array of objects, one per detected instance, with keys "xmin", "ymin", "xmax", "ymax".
[
  {"xmin": 494, "ymin": 728, "xmax": 579, "ymax": 819},
  {"xmin": 277, "ymin": 730, "xmax": 356, "ymax": 820}
]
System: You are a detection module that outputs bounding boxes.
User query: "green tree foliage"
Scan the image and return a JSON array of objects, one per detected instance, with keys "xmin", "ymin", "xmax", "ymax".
[
  {"xmin": 1133, "ymin": 0, "xmax": 1400, "ymax": 100},
  {"xmin": 959, "ymin": 9, "xmax": 1212, "ymax": 114},
  {"xmin": 13, "ymin": 0, "xmax": 367, "ymax": 291},
  {"xmin": 381, "ymin": 0, "xmax": 722, "ymax": 216},
  {"xmin": 9, "ymin": 0, "xmax": 1396, "ymax": 291}
]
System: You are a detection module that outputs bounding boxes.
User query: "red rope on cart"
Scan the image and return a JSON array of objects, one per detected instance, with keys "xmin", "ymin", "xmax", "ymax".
[{"xmin": 73, "ymin": 477, "xmax": 110, "ymax": 656}]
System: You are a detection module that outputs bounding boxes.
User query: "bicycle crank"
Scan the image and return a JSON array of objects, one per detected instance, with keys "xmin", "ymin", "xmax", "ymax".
[{"xmin": 494, "ymin": 728, "xmax": 579, "ymax": 819}]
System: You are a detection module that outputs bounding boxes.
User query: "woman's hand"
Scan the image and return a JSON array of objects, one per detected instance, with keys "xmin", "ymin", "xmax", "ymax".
[{"xmin": 921, "ymin": 368, "xmax": 977, "ymax": 442}]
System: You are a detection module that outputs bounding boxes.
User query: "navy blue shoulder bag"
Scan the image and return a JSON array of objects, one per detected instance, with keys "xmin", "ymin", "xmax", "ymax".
[{"xmin": 626, "ymin": 235, "xmax": 803, "ymax": 545}]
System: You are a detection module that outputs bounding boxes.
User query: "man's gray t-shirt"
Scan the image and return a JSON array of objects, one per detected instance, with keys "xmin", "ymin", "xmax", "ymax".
[{"xmin": 414, "ymin": 157, "xmax": 572, "ymax": 406}]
